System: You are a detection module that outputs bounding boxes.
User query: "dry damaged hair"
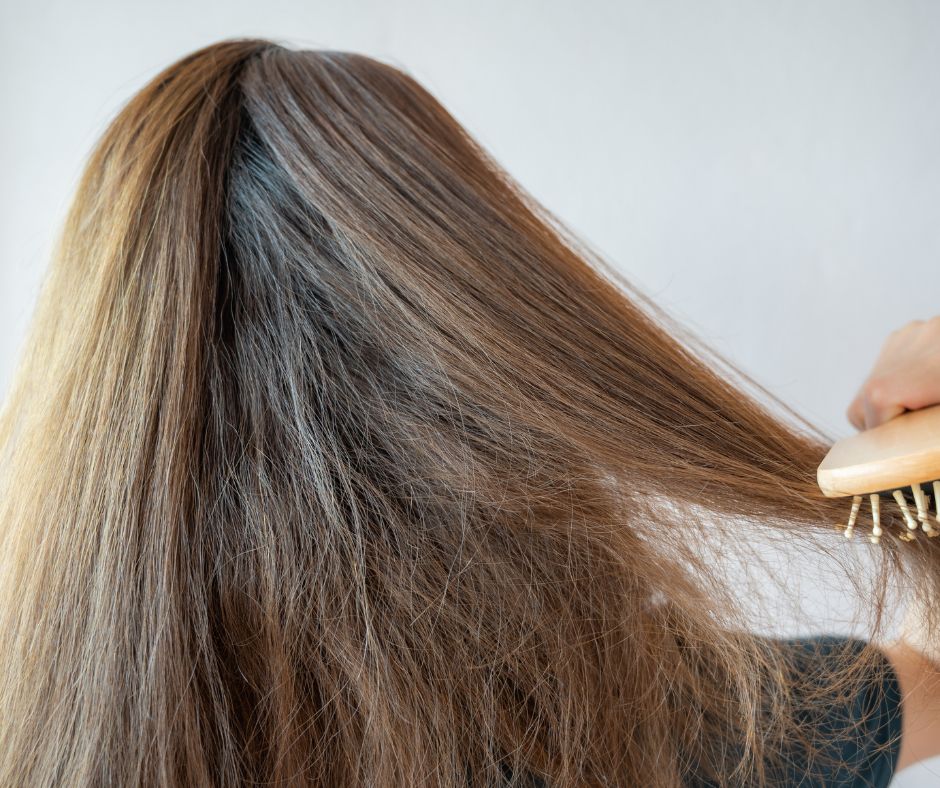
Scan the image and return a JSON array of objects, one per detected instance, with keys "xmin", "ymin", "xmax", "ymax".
[{"xmin": 0, "ymin": 37, "xmax": 932, "ymax": 787}]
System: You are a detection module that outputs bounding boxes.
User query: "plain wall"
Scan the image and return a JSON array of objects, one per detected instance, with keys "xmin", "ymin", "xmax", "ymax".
[{"xmin": 2, "ymin": 2, "xmax": 939, "ymax": 783}]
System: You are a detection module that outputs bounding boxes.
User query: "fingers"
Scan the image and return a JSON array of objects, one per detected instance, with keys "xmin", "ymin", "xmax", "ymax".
[
  {"xmin": 860, "ymin": 382, "xmax": 906, "ymax": 430},
  {"xmin": 846, "ymin": 393, "xmax": 865, "ymax": 431},
  {"xmin": 847, "ymin": 378, "xmax": 906, "ymax": 430},
  {"xmin": 847, "ymin": 317, "xmax": 940, "ymax": 430}
]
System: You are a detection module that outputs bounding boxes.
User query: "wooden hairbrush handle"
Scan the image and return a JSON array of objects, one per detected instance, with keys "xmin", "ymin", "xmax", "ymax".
[{"xmin": 817, "ymin": 403, "xmax": 940, "ymax": 498}]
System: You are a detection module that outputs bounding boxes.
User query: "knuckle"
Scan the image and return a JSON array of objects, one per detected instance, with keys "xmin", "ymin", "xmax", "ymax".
[{"xmin": 864, "ymin": 377, "xmax": 893, "ymax": 408}]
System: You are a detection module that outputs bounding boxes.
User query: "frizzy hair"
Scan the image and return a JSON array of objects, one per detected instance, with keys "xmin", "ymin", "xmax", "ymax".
[{"xmin": 0, "ymin": 37, "xmax": 926, "ymax": 786}]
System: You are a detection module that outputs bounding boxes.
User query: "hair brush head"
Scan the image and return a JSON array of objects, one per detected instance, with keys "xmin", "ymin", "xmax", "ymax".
[{"xmin": 818, "ymin": 403, "xmax": 940, "ymax": 543}]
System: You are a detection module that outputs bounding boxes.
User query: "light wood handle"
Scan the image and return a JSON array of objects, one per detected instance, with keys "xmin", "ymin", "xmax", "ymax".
[{"xmin": 817, "ymin": 404, "xmax": 940, "ymax": 497}]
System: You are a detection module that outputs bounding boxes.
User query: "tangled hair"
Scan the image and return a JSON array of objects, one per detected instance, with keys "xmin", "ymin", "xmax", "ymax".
[{"xmin": 0, "ymin": 38, "xmax": 931, "ymax": 786}]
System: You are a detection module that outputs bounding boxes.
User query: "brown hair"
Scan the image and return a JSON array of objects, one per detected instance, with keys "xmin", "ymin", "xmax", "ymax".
[{"xmin": 0, "ymin": 38, "xmax": 923, "ymax": 786}]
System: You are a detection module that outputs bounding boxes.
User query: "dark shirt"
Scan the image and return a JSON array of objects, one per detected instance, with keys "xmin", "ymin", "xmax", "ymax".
[
  {"xmin": 507, "ymin": 635, "xmax": 902, "ymax": 787},
  {"xmin": 768, "ymin": 636, "xmax": 901, "ymax": 788},
  {"xmin": 694, "ymin": 635, "xmax": 902, "ymax": 787}
]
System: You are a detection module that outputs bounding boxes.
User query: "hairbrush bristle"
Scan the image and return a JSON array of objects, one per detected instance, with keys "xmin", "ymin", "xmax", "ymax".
[{"xmin": 841, "ymin": 482, "xmax": 940, "ymax": 543}]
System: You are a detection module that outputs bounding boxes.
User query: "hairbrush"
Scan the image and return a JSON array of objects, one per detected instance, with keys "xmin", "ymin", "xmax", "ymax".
[{"xmin": 817, "ymin": 403, "xmax": 940, "ymax": 544}]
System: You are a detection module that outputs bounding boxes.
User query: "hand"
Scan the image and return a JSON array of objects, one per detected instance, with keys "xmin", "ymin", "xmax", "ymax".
[
  {"xmin": 847, "ymin": 317, "xmax": 940, "ymax": 430},
  {"xmin": 855, "ymin": 318, "xmax": 940, "ymax": 770}
]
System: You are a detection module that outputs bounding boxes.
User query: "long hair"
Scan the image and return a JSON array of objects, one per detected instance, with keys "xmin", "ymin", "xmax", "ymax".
[{"xmin": 0, "ymin": 38, "xmax": 926, "ymax": 786}]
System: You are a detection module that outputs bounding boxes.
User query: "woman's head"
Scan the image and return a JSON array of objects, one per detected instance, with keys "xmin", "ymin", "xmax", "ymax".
[{"xmin": 0, "ymin": 38, "xmax": 914, "ymax": 786}]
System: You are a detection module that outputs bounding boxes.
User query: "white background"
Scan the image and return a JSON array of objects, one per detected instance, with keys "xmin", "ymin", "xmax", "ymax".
[{"xmin": 2, "ymin": 1, "xmax": 939, "ymax": 783}]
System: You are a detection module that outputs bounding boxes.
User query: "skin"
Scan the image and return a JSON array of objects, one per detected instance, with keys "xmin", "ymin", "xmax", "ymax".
[
  {"xmin": 882, "ymin": 640, "xmax": 940, "ymax": 771},
  {"xmin": 847, "ymin": 317, "xmax": 940, "ymax": 431},
  {"xmin": 847, "ymin": 315, "xmax": 940, "ymax": 771}
]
